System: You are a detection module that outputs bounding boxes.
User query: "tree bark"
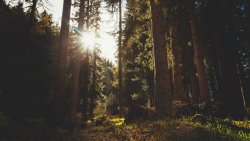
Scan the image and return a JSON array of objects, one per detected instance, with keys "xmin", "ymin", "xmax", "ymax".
[
  {"xmin": 89, "ymin": 51, "xmax": 97, "ymax": 118},
  {"xmin": 78, "ymin": 0, "xmax": 86, "ymax": 31},
  {"xmin": 70, "ymin": 51, "xmax": 81, "ymax": 120},
  {"xmin": 150, "ymin": 0, "xmax": 172, "ymax": 117},
  {"xmin": 69, "ymin": 0, "xmax": 85, "ymax": 121},
  {"xmin": 81, "ymin": 51, "xmax": 90, "ymax": 122},
  {"xmin": 86, "ymin": 0, "xmax": 90, "ymax": 30},
  {"xmin": 187, "ymin": 46, "xmax": 200, "ymax": 103},
  {"xmin": 53, "ymin": 0, "xmax": 71, "ymax": 122},
  {"xmin": 188, "ymin": 0, "xmax": 209, "ymax": 103},
  {"xmin": 118, "ymin": 0, "xmax": 123, "ymax": 108},
  {"xmin": 172, "ymin": 26, "xmax": 185, "ymax": 102}
]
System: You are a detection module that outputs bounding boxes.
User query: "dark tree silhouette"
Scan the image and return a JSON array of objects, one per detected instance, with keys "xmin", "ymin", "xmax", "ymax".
[
  {"xmin": 188, "ymin": 0, "xmax": 209, "ymax": 103},
  {"xmin": 53, "ymin": 0, "xmax": 71, "ymax": 122}
]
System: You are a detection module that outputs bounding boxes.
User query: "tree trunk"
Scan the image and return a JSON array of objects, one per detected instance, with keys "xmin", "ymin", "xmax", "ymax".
[
  {"xmin": 118, "ymin": 0, "xmax": 123, "ymax": 109},
  {"xmin": 78, "ymin": 0, "xmax": 86, "ymax": 31},
  {"xmin": 69, "ymin": 0, "xmax": 85, "ymax": 121},
  {"xmin": 187, "ymin": 46, "xmax": 200, "ymax": 103},
  {"xmin": 188, "ymin": 0, "xmax": 209, "ymax": 103},
  {"xmin": 81, "ymin": 51, "xmax": 90, "ymax": 122},
  {"xmin": 172, "ymin": 26, "xmax": 185, "ymax": 102},
  {"xmin": 27, "ymin": 0, "xmax": 38, "ymax": 37},
  {"xmin": 89, "ymin": 51, "xmax": 97, "ymax": 119},
  {"xmin": 169, "ymin": 68, "xmax": 174, "ymax": 102},
  {"xmin": 70, "ymin": 51, "xmax": 81, "ymax": 120},
  {"xmin": 53, "ymin": 0, "xmax": 71, "ymax": 122},
  {"xmin": 150, "ymin": 0, "xmax": 172, "ymax": 117},
  {"xmin": 86, "ymin": 0, "xmax": 90, "ymax": 30},
  {"xmin": 81, "ymin": 0, "xmax": 91, "ymax": 122}
]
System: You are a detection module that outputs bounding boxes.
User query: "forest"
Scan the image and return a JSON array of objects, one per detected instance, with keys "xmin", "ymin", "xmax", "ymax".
[{"xmin": 0, "ymin": 0, "xmax": 250, "ymax": 141}]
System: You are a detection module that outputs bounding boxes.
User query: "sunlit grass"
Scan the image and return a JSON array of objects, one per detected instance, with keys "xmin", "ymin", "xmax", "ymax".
[
  {"xmin": 108, "ymin": 118, "xmax": 125, "ymax": 122},
  {"xmin": 180, "ymin": 116, "xmax": 250, "ymax": 141},
  {"xmin": 79, "ymin": 115, "xmax": 250, "ymax": 141},
  {"xmin": 233, "ymin": 120, "xmax": 250, "ymax": 129},
  {"xmin": 108, "ymin": 117, "xmax": 125, "ymax": 126}
]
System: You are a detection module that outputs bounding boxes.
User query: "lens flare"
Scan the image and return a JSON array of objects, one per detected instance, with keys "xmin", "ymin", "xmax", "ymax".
[{"xmin": 81, "ymin": 31, "xmax": 97, "ymax": 50}]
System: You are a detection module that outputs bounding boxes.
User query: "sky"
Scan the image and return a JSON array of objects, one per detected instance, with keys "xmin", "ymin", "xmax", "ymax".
[{"xmin": 5, "ymin": 0, "xmax": 118, "ymax": 63}]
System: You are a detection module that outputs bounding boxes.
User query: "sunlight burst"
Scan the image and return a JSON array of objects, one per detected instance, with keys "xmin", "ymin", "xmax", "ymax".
[
  {"xmin": 81, "ymin": 31, "xmax": 97, "ymax": 50},
  {"xmin": 80, "ymin": 31, "xmax": 116, "ymax": 63}
]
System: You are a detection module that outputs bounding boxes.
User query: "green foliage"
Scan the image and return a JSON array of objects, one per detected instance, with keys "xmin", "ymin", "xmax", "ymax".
[
  {"xmin": 78, "ymin": 117, "xmax": 250, "ymax": 141},
  {"xmin": 181, "ymin": 116, "xmax": 250, "ymax": 141},
  {"xmin": 73, "ymin": 0, "xmax": 102, "ymax": 31},
  {"xmin": 106, "ymin": 93, "xmax": 120, "ymax": 114},
  {"xmin": 123, "ymin": 0, "xmax": 153, "ymax": 106}
]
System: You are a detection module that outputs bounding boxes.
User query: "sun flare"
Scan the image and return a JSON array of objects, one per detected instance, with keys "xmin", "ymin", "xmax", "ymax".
[
  {"xmin": 80, "ymin": 31, "xmax": 97, "ymax": 50},
  {"xmin": 80, "ymin": 31, "xmax": 116, "ymax": 63}
]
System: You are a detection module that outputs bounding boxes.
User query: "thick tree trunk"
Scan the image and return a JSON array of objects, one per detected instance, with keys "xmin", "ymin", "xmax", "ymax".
[
  {"xmin": 150, "ymin": 0, "xmax": 172, "ymax": 117},
  {"xmin": 181, "ymin": 29, "xmax": 199, "ymax": 104},
  {"xmin": 53, "ymin": 0, "xmax": 71, "ymax": 122},
  {"xmin": 69, "ymin": 0, "xmax": 85, "ymax": 121},
  {"xmin": 172, "ymin": 26, "xmax": 185, "ymax": 102},
  {"xmin": 188, "ymin": 0, "xmax": 209, "ymax": 103},
  {"xmin": 70, "ymin": 51, "xmax": 81, "ymax": 120},
  {"xmin": 187, "ymin": 47, "xmax": 200, "ymax": 103}
]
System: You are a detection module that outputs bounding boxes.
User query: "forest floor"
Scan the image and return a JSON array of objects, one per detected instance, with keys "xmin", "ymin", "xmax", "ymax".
[
  {"xmin": 80, "ymin": 115, "xmax": 250, "ymax": 141},
  {"xmin": 0, "ymin": 113, "xmax": 250, "ymax": 141}
]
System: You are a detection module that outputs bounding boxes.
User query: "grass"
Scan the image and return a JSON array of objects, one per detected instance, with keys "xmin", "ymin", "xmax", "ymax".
[
  {"xmin": 81, "ymin": 115, "xmax": 250, "ymax": 141},
  {"xmin": 180, "ymin": 115, "xmax": 250, "ymax": 141},
  {"xmin": 107, "ymin": 117, "xmax": 125, "ymax": 126},
  {"xmin": 0, "ymin": 114, "xmax": 249, "ymax": 141}
]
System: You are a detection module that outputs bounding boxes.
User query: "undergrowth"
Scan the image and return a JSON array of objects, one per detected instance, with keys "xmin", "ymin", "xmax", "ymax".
[
  {"xmin": 1, "ymin": 113, "xmax": 249, "ymax": 141},
  {"xmin": 180, "ymin": 115, "xmax": 250, "ymax": 141}
]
